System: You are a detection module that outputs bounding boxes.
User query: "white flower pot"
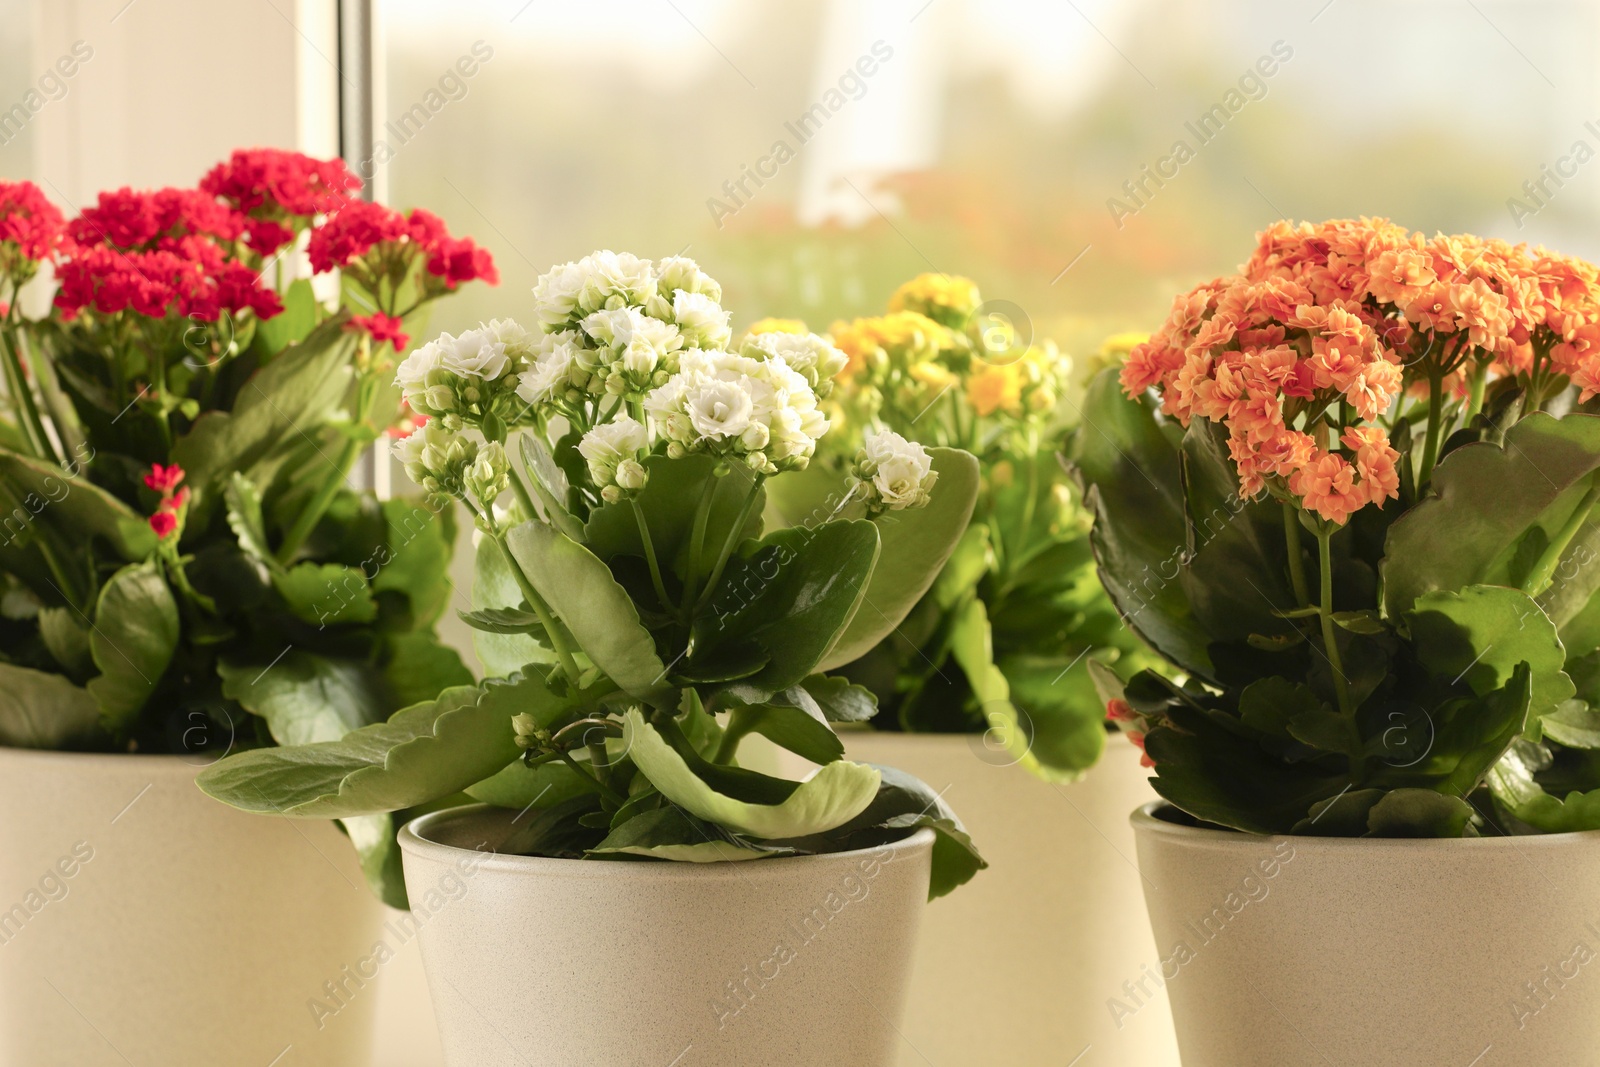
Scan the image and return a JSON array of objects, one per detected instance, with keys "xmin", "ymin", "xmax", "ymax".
[
  {"xmin": 397, "ymin": 804, "xmax": 934, "ymax": 1067},
  {"xmin": 781, "ymin": 731, "xmax": 1181, "ymax": 1066},
  {"xmin": 0, "ymin": 748, "xmax": 385, "ymax": 1066},
  {"xmin": 1132, "ymin": 802, "xmax": 1600, "ymax": 1066}
]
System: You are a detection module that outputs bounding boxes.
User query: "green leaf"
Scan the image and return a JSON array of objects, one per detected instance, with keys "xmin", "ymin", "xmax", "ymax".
[
  {"xmin": 1383, "ymin": 413, "xmax": 1600, "ymax": 621},
  {"xmin": 255, "ymin": 278, "xmax": 318, "ymax": 354},
  {"xmin": 1406, "ymin": 585, "xmax": 1573, "ymax": 721},
  {"xmin": 382, "ymin": 633, "xmax": 474, "ymax": 710},
  {"xmin": 457, "ymin": 607, "xmax": 545, "ymax": 635},
  {"xmin": 999, "ymin": 652, "xmax": 1114, "ymax": 779},
  {"xmin": 516, "ymin": 434, "xmax": 586, "ymax": 543},
  {"xmin": 219, "ymin": 653, "xmax": 384, "ymax": 746},
  {"xmin": 1062, "ymin": 369, "xmax": 1214, "ymax": 680},
  {"xmin": 1539, "ymin": 700, "xmax": 1600, "ymax": 749},
  {"xmin": 86, "ymin": 562, "xmax": 179, "ymax": 733},
  {"xmin": 464, "ymin": 758, "xmax": 593, "ymax": 810},
  {"xmin": 1237, "ymin": 677, "xmax": 1327, "ymax": 739},
  {"xmin": 818, "ymin": 448, "xmax": 979, "ymax": 671},
  {"xmin": 622, "ymin": 709, "xmax": 879, "ymax": 838},
  {"xmin": 0, "ymin": 663, "xmax": 102, "ymax": 748},
  {"xmin": 37, "ymin": 607, "xmax": 92, "ymax": 678},
  {"xmin": 693, "ymin": 521, "xmax": 879, "ymax": 701},
  {"xmin": 0, "ymin": 447, "xmax": 157, "ymax": 562},
  {"xmin": 504, "ymin": 520, "xmax": 669, "ymax": 699},
  {"xmin": 800, "ymin": 673, "xmax": 878, "ymax": 723},
  {"xmin": 471, "ymin": 526, "xmax": 547, "ymax": 678},
  {"xmin": 732, "ymin": 700, "xmax": 844, "ymax": 765},
  {"xmin": 272, "ymin": 563, "xmax": 377, "ymax": 627},
  {"xmin": 1364, "ymin": 789, "xmax": 1476, "ymax": 837},
  {"xmin": 197, "ymin": 672, "xmax": 571, "ymax": 818},
  {"xmin": 1488, "ymin": 740, "xmax": 1600, "ymax": 832},
  {"xmin": 583, "ymin": 454, "xmax": 765, "ymax": 580},
  {"xmin": 929, "ymin": 523, "xmax": 992, "ymax": 612},
  {"xmin": 225, "ymin": 472, "xmax": 276, "ymax": 569},
  {"xmin": 172, "ymin": 316, "xmax": 358, "ymax": 523},
  {"xmin": 590, "ymin": 807, "xmax": 780, "ymax": 862},
  {"xmin": 373, "ymin": 497, "xmax": 457, "ymax": 627}
]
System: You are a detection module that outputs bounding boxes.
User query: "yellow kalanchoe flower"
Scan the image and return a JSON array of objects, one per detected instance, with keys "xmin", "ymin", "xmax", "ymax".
[
  {"xmin": 889, "ymin": 273, "xmax": 982, "ymax": 326},
  {"xmin": 965, "ymin": 361, "xmax": 1026, "ymax": 417},
  {"xmin": 745, "ymin": 317, "xmax": 808, "ymax": 337}
]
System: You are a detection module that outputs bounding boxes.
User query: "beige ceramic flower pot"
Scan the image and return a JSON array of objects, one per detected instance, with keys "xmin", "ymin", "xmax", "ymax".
[
  {"xmin": 1133, "ymin": 801, "xmax": 1600, "ymax": 1066},
  {"xmin": 397, "ymin": 804, "xmax": 933, "ymax": 1067},
  {"xmin": 782, "ymin": 730, "xmax": 1181, "ymax": 1067},
  {"xmin": 0, "ymin": 748, "xmax": 385, "ymax": 1066}
]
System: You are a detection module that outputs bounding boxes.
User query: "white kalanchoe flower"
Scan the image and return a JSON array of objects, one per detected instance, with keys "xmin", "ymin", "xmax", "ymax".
[
  {"xmin": 578, "ymin": 415, "xmax": 652, "ymax": 503},
  {"xmin": 856, "ymin": 430, "xmax": 938, "ymax": 512},
  {"xmin": 655, "ymin": 256, "xmax": 723, "ymax": 303},
  {"xmin": 463, "ymin": 441, "xmax": 511, "ymax": 512},
  {"xmin": 395, "ymin": 340, "xmax": 445, "ymax": 410},
  {"xmin": 740, "ymin": 331, "xmax": 850, "ymax": 396},
  {"xmin": 484, "ymin": 318, "xmax": 536, "ymax": 360},
  {"xmin": 580, "ymin": 307, "xmax": 684, "ymax": 393},
  {"xmin": 671, "ymin": 290, "xmax": 733, "ymax": 351},
  {"xmin": 516, "ymin": 331, "xmax": 584, "ymax": 409},
  {"xmin": 437, "ymin": 327, "xmax": 511, "ymax": 382},
  {"xmin": 590, "ymin": 251, "xmax": 657, "ymax": 310},
  {"xmin": 532, "ymin": 261, "xmax": 586, "ymax": 329},
  {"xmin": 645, "ymin": 350, "xmax": 828, "ymax": 474},
  {"xmin": 393, "ymin": 421, "xmax": 479, "ymax": 499}
]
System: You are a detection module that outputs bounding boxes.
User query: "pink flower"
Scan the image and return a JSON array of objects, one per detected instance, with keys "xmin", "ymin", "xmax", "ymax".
[
  {"xmin": 148, "ymin": 511, "xmax": 178, "ymax": 539},
  {"xmin": 143, "ymin": 463, "xmax": 185, "ymax": 494}
]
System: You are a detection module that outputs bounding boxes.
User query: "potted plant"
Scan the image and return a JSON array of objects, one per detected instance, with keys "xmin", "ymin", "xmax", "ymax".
[
  {"xmin": 0, "ymin": 151, "xmax": 494, "ymax": 1066},
  {"xmin": 761, "ymin": 278, "xmax": 1178, "ymax": 1064},
  {"xmin": 1071, "ymin": 217, "xmax": 1600, "ymax": 1066},
  {"xmin": 198, "ymin": 250, "xmax": 986, "ymax": 1067}
]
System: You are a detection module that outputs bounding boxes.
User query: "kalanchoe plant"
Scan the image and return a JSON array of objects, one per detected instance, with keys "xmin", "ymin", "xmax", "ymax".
[
  {"xmin": 199, "ymin": 251, "xmax": 986, "ymax": 898},
  {"xmin": 0, "ymin": 149, "xmax": 497, "ymax": 903},
  {"xmin": 1071, "ymin": 218, "xmax": 1600, "ymax": 837},
  {"xmin": 765, "ymin": 276, "xmax": 1158, "ymax": 780}
]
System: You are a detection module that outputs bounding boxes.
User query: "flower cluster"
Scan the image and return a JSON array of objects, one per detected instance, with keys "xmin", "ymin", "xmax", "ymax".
[
  {"xmin": 823, "ymin": 274, "xmax": 1072, "ymax": 452},
  {"xmin": 577, "ymin": 415, "xmax": 650, "ymax": 503},
  {"xmin": 739, "ymin": 329, "xmax": 849, "ymax": 396},
  {"xmin": 852, "ymin": 429, "xmax": 938, "ymax": 513},
  {"xmin": 1105, "ymin": 699, "xmax": 1155, "ymax": 769},
  {"xmin": 395, "ymin": 319, "xmax": 532, "ymax": 430},
  {"xmin": 643, "ymin": 349, "xmax": 830, "ymax": 476},
  {"xmin": 0, "ymin": 182, "xmax": 65, "ymax": 279},
  {"xmin": 143, "ymin": 462, "xmax": 189, "ymax": 540},
  {"xmin": 392, "ymin": 420, "xmax": 481, "ymax": 502},
  {"xmin": 201, "ymin": 148, "xmax": 361, "ymax": 221},
  {"xmin": 524, "ymin": 252, "xmax": 730, "ymax": 400},
  {"xmin": 1121, "ymin": 218, "xmax": 1600, "ymax": 525}
]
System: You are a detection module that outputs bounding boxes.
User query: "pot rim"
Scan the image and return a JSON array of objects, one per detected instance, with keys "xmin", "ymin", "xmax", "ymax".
[
  {"xmin": 1132, "ymin": 799, "xmax": 1600, "ymax": 849},
  {"xmin": 399, "ymin": 803, "xmax": 936, "ymax": 880}
]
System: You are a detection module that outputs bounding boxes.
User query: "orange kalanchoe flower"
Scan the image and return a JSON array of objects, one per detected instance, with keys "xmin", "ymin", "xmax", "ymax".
[{"xmin": 1124, "ymin": 217, "xmax": 1600, "ymax": 524}]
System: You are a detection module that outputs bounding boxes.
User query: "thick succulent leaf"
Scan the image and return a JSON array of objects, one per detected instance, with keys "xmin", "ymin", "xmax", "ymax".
[
  {"xmin": 801, "ymin": 673, "xmax": 878, "ymax": 723},
  {"xmin": 1364, "ymin": 788, "xmax": 1476, "ymax": 837},
  {"xmin": 383, "ymin": 633, "xmax": 475, "ymax": 710},
  {"xmin": 173, "ymin": 316, "xmax": 358, "ymax": 522},
  {"xmin": 693, "ymin": 521, "xmax": 879, "ymax": 701},
  {"xmin": 1406, "ymin": 585, "xmax": 1573, "ymax": 722},
  {"xmin": 1062, "ymin": 368, "xmax": 1213, "ymax": 679},
  {"xmin": 472, "ymin": 526, "xmax": 547, "ymax": 677},
  {"xmin": 0, "ymin": 663, "xmax": 102, "ymax": 748},
  {"xmin": 86, "ymin": 561, "xmax": 179, "ymax": 733},
  {"xmin": 1383, "ymin": 412, "xmax": 1600, "ymax": 620},
  {"xmin": 196, "ymin": 672, "xmax": 567, "ymax": 818},
  {"xmin": 0, "ymin": 447, "xmax": 157, "ymax": 561},
  {"xmin": 465, "ymin": 758, "xmax": 593, "ymax": 810},
  {"xmin": 225, "ymin": 472, "xmax": 275, "ymax": 569},
  {"xmin": 1489, "ymin": 741, "xmax": 1600, "ymax": 832},
  {"xmin": 622, "ymin": 709, "xmax": 879, "ymax": 838},
  {"xmin": 272, "ymin": 563, "xmax": 377, "ymax": 627},
  {"xmin": 254, "ymin": 277, "xmax": 318, "ymax": 354},
  {"xmin": 373, "ymin": 497, "xmax": 457, "ymax": 627},
  {"xmin": 37, "ymin": 607, "xmax": 92, "ymax": 678},
  {"xmin": 583, "ymin": 454, "xmax": 765, "ymax": 577},
  {"xmin": 505, "ymin": 520, "xmax": 669, "ymax": 699},
  {"xmin": 733, "ymin": 698, "xmax": 844, "ymax": 765},
  {"xmin": 590, "ymin": 807, "xmax": 780, "ymax": 862},
  {"xmin": 818, "ymin": 448, "xmax": 979, "ymax": 671},
  {"xmin": 219, "ymin": 653, "xmax": 383, "ymax": 746},
  {"xmin": 998, "ymin": 652, "xmax": 1111, "ymax": 779}
]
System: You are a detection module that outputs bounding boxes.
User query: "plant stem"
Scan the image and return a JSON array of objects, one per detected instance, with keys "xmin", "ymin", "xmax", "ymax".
[
  {"xmin": 492, "ymin": 531, "xmax": 582, "ymax": 684},
  {"xmin": 713, "ymin": 708, "xmax": 754, "ymax": 764},
  {"xmin": 693, "ymin": 474, "xmax": 763, "ymax": 615},
  {"xmin": 680, "ymin": 474, "xmax": 718, "ymax": 616},
  {"xmin": 276, "ymin": 435, "xmax": 363, "ymax": 564},
  {"xmin": 1282, "ymin": 502, "xmax": 1310, "ymax": 607},
  {"xmin": 1523, "ymin": 475, "xmax": 1600, "ymax": 599},
  {"xmin": 557, "ymin": 749, "xmax": 625, "ymax": 806},
  {"xmin": 1466, "ymin": 361, "xmax": 1489, "ymax": 422},
  {"xmin": 1315, "ymin": 524, "xmax": 1354, "ymax": 719},
  {"xmin": 0, "ymin": 327, "xmax": 52, "ymax": 462},
  {"xmin": 508, "ymin": 462, "xmax": 540, "ymax": 522},
  {"xmin": 1417, "ymin": 369, "xmax": 1445, "ymax": 490},
  {"xmin": 633, "ymin": 498, "xmax": 672, "ymax": 610}
]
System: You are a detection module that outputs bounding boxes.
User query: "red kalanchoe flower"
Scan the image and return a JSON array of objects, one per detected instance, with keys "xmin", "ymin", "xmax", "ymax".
[
  {"xmin": 148, "ymin": 510, "xmax": 178, "ymax": 539},
  {"xmin": 1105, "ymin": 699, "xmax": 1137, "ymax": 724},
  {"xmin": 386, "ymin": 401, "xmax": 428, "ymax": 439},
  {"xmin": 306, "ymin": 200, "xmax": 410, "ymax": 273},
  {"xmin": 144, "ymin": 463, "xmax": 185, "ymax": 494},
  {"xmin": 1127, "ymin": 731, "xmax": 1155, "ymax": 769},
  {"xmin": 201, "ymin": 149, "xmax": 361, "ymax": 218},
  {"xmin": 0, "ymin": 181, "xmax": 66, "ymax": 263},
  {"xmin": 348, "ymin": 312, "xmax": 409, "ymax": 351},
  {"xmin": 407, "ymin": 209, "xmax": 498, "ymax": 288},
  {"xmin": 69, "ymin": 187, "xmax": 243, "ymax": 251},
  {"xmin": 243, "ymin": 218, "xmax": 295, "ymax": 257}
]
